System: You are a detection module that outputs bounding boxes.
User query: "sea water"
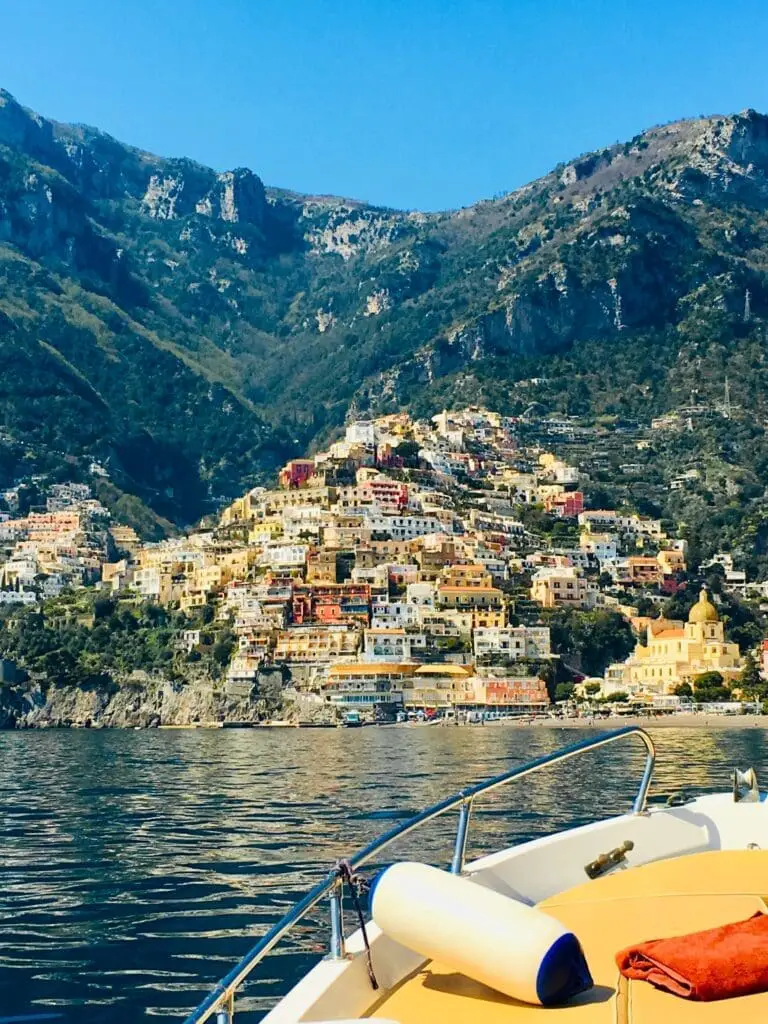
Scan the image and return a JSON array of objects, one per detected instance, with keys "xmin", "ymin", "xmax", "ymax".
[{"xmin": 1, "ymin": 725, "xmax": 767, "ymax": 1022}]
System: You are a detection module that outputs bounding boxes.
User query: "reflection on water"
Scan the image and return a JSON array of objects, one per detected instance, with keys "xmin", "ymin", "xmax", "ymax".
[{"xmin": 1, "ymin": 726, "xmax": 767, "ymax": 1022}]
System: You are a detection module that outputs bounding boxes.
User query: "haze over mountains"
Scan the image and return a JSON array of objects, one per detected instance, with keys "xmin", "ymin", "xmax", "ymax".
[{"xmin": 2, "ymin": 87, "xmax": 768, "ymax": 526}]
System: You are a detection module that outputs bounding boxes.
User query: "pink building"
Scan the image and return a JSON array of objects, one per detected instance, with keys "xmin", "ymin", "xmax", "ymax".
[
  {"xmin": 545, "ymin": 492, "xmax": 584, "ymax": 518},
  {"xmin": 362, "ymin": 479, "xmax": 408, "ymax": 512},
  {"xmin": 278, "ymin": 459, "xmax": 316, "ymax": 489}
]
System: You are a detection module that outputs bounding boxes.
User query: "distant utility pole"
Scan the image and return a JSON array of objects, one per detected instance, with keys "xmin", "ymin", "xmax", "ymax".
[
  {"xmin": 744, "ymin": 288, "xmax": 752, "ymax": 323},
  {"xmin": 723, "ymin": 377, "xmax": 731, "ymax": 420}
]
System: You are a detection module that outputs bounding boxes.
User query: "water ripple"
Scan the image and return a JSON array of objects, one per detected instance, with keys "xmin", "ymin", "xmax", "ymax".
[{"xmin": 1, "ymin": 726, "xmax": 764, "ymax": 1021}]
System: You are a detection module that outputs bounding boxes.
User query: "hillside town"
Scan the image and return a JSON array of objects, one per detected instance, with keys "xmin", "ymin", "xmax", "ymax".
[{"xmin": 1, "ymin": 408, "xmax": 766, "ymax": 723}]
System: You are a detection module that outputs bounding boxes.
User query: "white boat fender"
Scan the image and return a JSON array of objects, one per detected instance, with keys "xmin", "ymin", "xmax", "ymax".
[{"xmin": 370, "ymin": 861, "xmax": 593, "ymax": 1006}]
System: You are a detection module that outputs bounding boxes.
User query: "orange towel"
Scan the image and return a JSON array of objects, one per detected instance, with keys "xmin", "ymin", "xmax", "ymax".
[{"xmin": 616, "ymin": 912, "xmax": 768, "ymax": 1000}]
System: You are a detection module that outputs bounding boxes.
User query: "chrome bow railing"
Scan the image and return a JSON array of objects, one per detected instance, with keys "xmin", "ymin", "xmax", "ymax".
[{"xmin": 183, "ymin": 725, "xmax": 655, "ymax": 1023}]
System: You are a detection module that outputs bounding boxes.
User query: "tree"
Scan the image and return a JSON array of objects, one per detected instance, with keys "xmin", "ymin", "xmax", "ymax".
[
  {"xmin": 662, "ymin": 589, "xmax": 698, "ymax": 622},
  {"xmin": 584, "ymin": 682, "xmax": 601, "ymax": 696},
  {"xmin": 694, "ymin": 670, "xmax": 724, "ymax": 688},
  {"xmin": 554, "ymin": 682, "xmax": 575, "ymax": 702},
  {"xmin": 718, "ymin": 593, "xmax": 764, "ymax": 652},
  {"xmin": 673, "ymin": 681, "xmax": 693, "ymax": 697},
  {"xmin": 212, "ymin": 629, "xmax": 236, "ymax": 668},
  {"xmin": 634, "ymin": 596, "xmax": 660, "ymax": 618},
  {"xmin": 395, "ymin": 440, "xmax": 421, "ymax": 467},
  {"xmin": 737, "ymin": 651, "xmax": 765, "ymax": 700},
  {"xmin": 545, "ymin": 608, "xmax": 634, "ymax": 677},
  {"xmin": 693, "ymin": 671, "xmax": 730, "ymax": 703}
]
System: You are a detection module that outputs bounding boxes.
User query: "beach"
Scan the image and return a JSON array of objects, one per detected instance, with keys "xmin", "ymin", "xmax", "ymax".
[{"xmin": 501, "ymin": 714, "xmax": 768, "ymax": 729}]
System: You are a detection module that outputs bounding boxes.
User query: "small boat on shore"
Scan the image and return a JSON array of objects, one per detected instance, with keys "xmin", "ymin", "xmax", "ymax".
[
  {"xmin": 183, "ymin": 726, "xmax": 768, "ymax": 1023},
  {"xmin": 341, "ymin": 710, "xmax": 364, "ymax": 728}
]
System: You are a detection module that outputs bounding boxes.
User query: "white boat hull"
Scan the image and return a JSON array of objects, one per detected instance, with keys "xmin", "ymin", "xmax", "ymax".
[{"xmin": 263, "ymin": 792, "xmax": 768, "ymax": 1023}]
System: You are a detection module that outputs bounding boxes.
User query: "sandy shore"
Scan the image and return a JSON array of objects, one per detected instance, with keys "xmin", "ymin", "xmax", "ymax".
[{"xmin": 499, "ymin": 714, "xmax": 768, "ymax": 729}]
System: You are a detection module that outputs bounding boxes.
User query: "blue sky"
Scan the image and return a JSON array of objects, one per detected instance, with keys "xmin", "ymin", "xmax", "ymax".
[{"xmin": 3, "ymin": 0, "xmax": 768, "ymax": 210}]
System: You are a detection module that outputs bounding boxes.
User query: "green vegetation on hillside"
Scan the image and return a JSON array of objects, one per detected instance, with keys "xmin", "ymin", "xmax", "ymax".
[
  {"xmin": 0, "ymin": 591, "xmax": 232, "ymax": 687},
  {"xmin": 4, "ymin": 90, "xmax": 768, "ymax": 533}
]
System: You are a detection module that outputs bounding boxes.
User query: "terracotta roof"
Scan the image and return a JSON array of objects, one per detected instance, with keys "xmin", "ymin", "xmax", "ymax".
[{"xmin": 654, "ymin": 629, "xmax": 685, "ymax": 639}]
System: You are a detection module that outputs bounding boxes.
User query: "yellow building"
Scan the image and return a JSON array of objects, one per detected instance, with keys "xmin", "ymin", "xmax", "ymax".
[
  {"xmin": 657, "ymin": 547, "xmax": 686, "ymax": 575},
  {"xmin": 437, "ymin": 584, "xmax": 503, "ymax": 610},
  {"xmin": 403, "ymin": 664, "xmax": 475, "ymax": 709},
  {"xmin": 530, "ymin": 567, "xmax": 596, "ymax": 610},
  {"xmin": 220, "ymin": 495, "xmax": 249, "ymax": 526},
  {"xmin": 109, "ymin": 525, "xmax": 141, "ymax": 557},
  {"xmin": 248, "ymin": 517, "xmax": 284, "ymax": 545},
  {"xmin": 216, "ymin": 547, "xmax": 257, "ymax": 579},
  {"xmin": 441, "ymin": 564, "xmax": 492, "ymax": 588},
  {"xmin": 273, "ymin": 626, "xmax": 360, "ymax": 664},
  {"xmin": 609, "ymin": 590, "xmax": 742, "ymax": 694},
  {"xmin": 324, "ymin": 662, "xmax": 414, "ymax": 709}
]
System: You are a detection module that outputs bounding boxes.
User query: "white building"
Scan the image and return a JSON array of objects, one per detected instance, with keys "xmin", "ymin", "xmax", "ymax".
[
  {"xmin": 259, "ymin": 543, "xmax": 308, "ymax": 570},
  {"xmin": 468, "ymin": 509, "xmax": 526, "ymax": 537},
  {"xmin": 0, "ymin": 589, "xmax": 37, "ymax": 606},
  {"xmin": 39, "ymin": 574, "xmax": 66, "ymax": 598},
  {"xmin": 405, "ymin": 582, "xmax": 436, "ymax": 608},
  {"xmin": 702, "ymin": 553, "xmax": 748, "ymax": 596},
  {"xmin": 550, "ymin": 548, "xmax": 594, "ymax": 571},
  {"xmin": 345, "ymin": 421, "xmax": 377, "ymax": 446},
  {"xmin": 578, "ymin": 511, "xmax": 664, "ymax": 540},
  {"xmin": 580, "ymin": 532, "xmax": 618, "ymax": 563},
  {"xmin": 46, "ymin": 483, "xmax": 92, "ymax": 512},
  {"xmin": 363, "ymin": 628, "xmax": 428, "ymax": 662},
  {"xmin": 366, "ymin": 513, "xmax": 444, "ymax": 541},
  {"xmin": 473, "ymin": 626, "xmax": 552, "ymax": 661},
  {"xmin": 282, "ymin": 506, "xmax": 324, "ymax": 541},
  {"xmin": 371, "ymin": 598, "xmax": 420, "ymax": 629},
  {"xmin": 182, "ymin": 629, "xmax": 201, "ymax": 652},
  {"xmin": 132, "ymin": 566, "xmax": 167, "ymax": 601}
]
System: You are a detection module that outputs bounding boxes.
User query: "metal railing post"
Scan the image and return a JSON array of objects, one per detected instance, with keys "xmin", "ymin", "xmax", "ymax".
[
  {"xmin": 633, "ymin": 735, "xmax": 656, "ymax": 814},
  {"xmin": 329, "ymin": 880, "xmax": 345, "ymax": 959},
  {"xmin": 215, "ymin": 990, "xmax": 234, "ymax": 1022},
  {"xmin": 451, "ymin": 798, "xmax": 473, "ymax": 874}
]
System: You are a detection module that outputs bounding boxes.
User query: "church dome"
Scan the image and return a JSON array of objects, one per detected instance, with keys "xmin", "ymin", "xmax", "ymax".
[{"xmin": 688, "ymin": 589, "xmax": 719, "ymax": 624}]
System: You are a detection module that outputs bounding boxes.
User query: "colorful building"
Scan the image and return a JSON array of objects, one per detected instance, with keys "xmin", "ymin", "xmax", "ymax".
[
  {"xmin": 544, "ymin": 491, "xmax": 584, "ymax": 518},
  {"xmin": 278, "ymin": 459, "xmax": 317, "ymax": 489},
  {"xmin": 607, "ymin": 590, "xmax": 742, "ymax": 694}
]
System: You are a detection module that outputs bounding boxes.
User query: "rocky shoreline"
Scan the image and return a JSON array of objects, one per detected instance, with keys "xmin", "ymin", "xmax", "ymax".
[{"xmin": 0, "ymin": 674, "xmax": 316, "ymax": 730}]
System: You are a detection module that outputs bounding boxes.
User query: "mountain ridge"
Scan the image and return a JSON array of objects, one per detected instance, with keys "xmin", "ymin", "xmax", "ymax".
[{"xmin": 2, "ymin": 86, "xmax": 768, "ymax": 528}]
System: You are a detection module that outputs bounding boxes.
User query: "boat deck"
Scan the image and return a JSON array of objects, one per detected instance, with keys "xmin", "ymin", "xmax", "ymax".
[{"xmin": 368, "ymin": 850, "xmax": 768, "ymax": 1022}]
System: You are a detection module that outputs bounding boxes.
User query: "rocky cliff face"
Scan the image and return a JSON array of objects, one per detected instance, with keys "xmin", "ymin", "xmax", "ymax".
[
  {"xmin": 0, "ymin": 668, "xmax": 297, "ymax": 728},
  {"xmin": 3, "ymin": 88, "xmax": 768, "ymax": 519}
]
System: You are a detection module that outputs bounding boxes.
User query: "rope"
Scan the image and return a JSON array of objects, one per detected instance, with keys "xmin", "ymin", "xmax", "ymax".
[{"xmin": 335, "ymin": 859, "xmax": 379, "ymax": 990}]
